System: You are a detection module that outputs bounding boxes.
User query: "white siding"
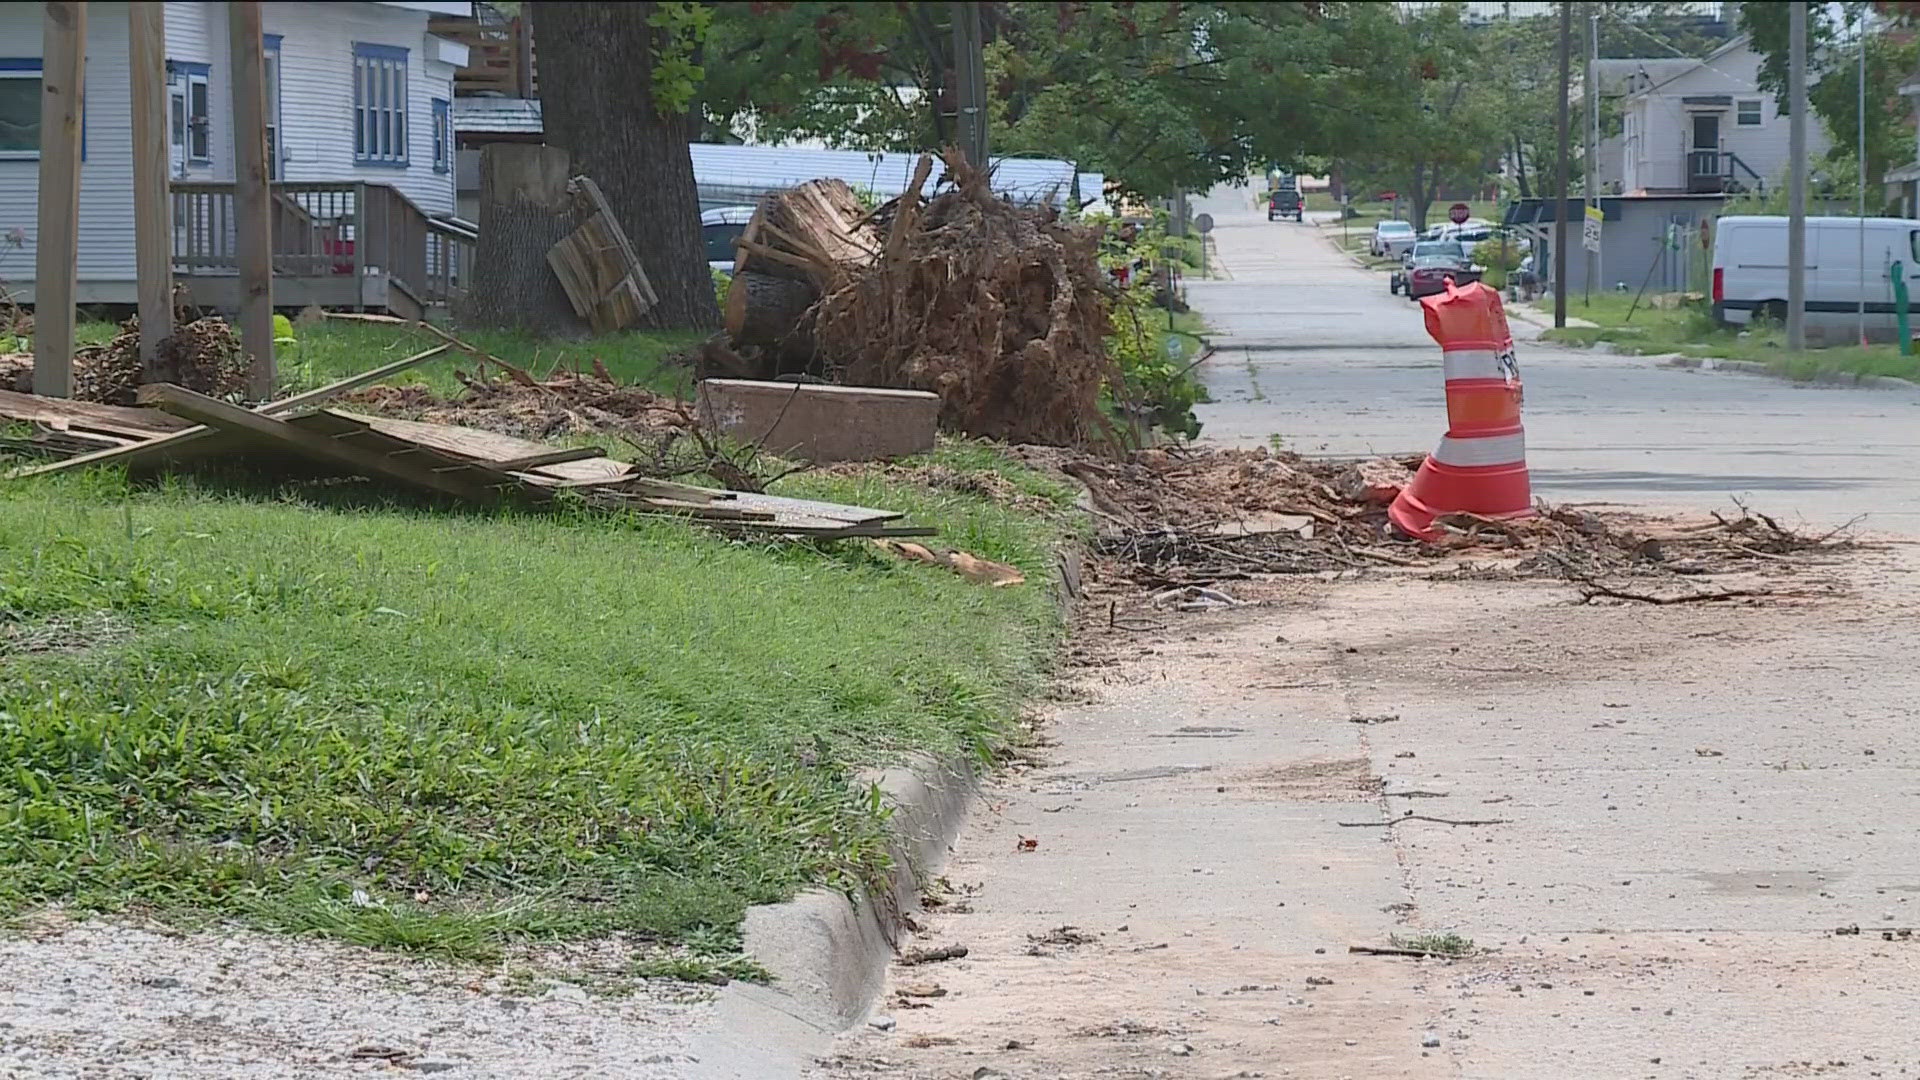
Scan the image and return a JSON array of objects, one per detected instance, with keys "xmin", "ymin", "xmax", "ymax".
[
  {"xmin": 1620, "ymin": 39, "xmax": 1831, "ymax": 194},
  {"xmin": 261, "ymin": 1, "xmax": 457, "ymax": 215},
  {"xmin": 0, "ymin": 1, "xmax": 455, "ymax": 294},
  {"xmin": 0, "ymin": 1, "xmax": 140, "ymax": 288}
]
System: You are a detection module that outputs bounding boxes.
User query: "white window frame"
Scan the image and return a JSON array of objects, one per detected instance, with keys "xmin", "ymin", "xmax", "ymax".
[
  {"xmin": 263, "ymin": 34, "xmax": 283, "ymax": 179},
  {"xmin": 1736, "ymin": 99, "xmax": 1763, "ymax": 127},
  {"xmin": 175, "ymin": 62, "xmax": 213, "ymax": 165},
  {"xmin": 353, "ymin": 43, "xmax": 409, "ymax": 167},
  {"xmin": 0, "ymin": 60, "xmax": 44, "ymax": 161}
]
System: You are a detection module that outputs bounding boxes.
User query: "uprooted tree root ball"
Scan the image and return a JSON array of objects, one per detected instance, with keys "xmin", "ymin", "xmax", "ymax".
[
  {"xmin": 814, "ymin": 154, "xmax": 1117, "ymax": 445},
  {"xmin": 721, "ymin": 152, "xmax": 1120, "ymax": 447}
]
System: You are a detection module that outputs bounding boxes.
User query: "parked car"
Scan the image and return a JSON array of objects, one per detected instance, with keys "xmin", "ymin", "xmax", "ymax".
[
  {"xmin": 1404, "ymin": 252, "xmax": 1483, "ymax": 301},
  {"xmin": 702, "ymin": 205, "xmax": 757, "ymax": 273},
  {"xmin": 1268, "ymin": 185, "xmax": 1304, "ymax": 221},
  {"xmin": 1712, "ymin": 214, "xmax": 1920, "ymax": 337},
  {"xmin": 1370, "ymin": 219, "xmax": 1418, "ymax": 258},
  {"xmin": 1390, "ymin": 240, "xmax": 1467, "ymax": 294}
]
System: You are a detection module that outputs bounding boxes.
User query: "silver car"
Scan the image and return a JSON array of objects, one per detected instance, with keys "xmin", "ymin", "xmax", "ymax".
[
  {"xmin": 702, "ymin": 205, "xmax": 757, "ymax": 273},
  {"xmin": 1369, "ymin": 219, "xmax": 1417, "ymax": 258}
]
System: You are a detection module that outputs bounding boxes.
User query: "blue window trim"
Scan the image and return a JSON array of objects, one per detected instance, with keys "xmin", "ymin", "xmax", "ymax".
[
  {"xmin": 262, "ymin": 33, "xmax": 283, "ymax": 50},
  {"xmin": 352, "ymin": 42, "xmax": 410, "ymax": 168},
  {"xmin": 166, "ymin": 59, "xmax": 211, "ymax": 78},
  {"xmin": 431, "ymin": 98, "xmax": 450, "ymax": 174}
]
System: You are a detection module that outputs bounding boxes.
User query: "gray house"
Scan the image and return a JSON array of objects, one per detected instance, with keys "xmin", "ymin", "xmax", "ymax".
[{"xmin": 1505, "ymin": 194, "xmax": 1725, "ymax": 297}]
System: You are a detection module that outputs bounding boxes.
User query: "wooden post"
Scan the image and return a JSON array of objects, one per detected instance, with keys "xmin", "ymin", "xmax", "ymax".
[
  {"xmin": 228, "ymin": 0, "xmax": 274, "ymax": 398},
  {"xmin": 33, "ymin": 1, "xmax": 87, "ymax": 399},
  {"xmin": 129, "ymin": 1, "xmax": 172, "ymax": 375}
]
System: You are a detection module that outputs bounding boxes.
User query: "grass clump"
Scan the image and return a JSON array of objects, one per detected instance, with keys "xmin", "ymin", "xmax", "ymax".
[
  {"xmin": 0, "ymin": 445, "xmax": 1071, "ymax": 966},
  {"xmin": 1538, "ymin": 294, "xmax": 1920, "ymax": 385},
  {"xmin": 1391, "ymin": 931, "xmax": 1476, "ymax": 957}
]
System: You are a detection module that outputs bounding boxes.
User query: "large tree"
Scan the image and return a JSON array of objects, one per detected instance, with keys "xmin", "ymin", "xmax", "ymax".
[
  {"xmin": 1741, "ymin": 1, "xmax": 1917, "ymax": 201},
  {"xmin": 700, "ymin": 1, "xmax": 1357, "ymax": 198},
  {"xmin": 531, "ymin": 2, "xmax": 721, "ymax": 330}
]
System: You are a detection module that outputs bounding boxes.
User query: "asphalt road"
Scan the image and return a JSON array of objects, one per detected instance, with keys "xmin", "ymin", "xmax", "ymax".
[{"xmin": 1187, "ymin": 187, "xmax": 1920, "ymax": 532}]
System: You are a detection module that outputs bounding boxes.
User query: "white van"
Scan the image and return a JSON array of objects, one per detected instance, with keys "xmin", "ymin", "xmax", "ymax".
[{"xmin": 1712, "ymin": 215, "xmax": 1920, "ymax": 340}]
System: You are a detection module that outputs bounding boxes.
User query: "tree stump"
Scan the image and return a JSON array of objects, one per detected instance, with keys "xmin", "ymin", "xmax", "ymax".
[{"xmin": 462, "ymin": 144, "xmax": 589, "ymax": 337}]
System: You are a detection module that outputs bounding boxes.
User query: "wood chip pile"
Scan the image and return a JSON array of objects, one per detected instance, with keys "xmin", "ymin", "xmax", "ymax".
[
  {"xmin": 2, "ymin": 311, "xmax": 250, "ymax": 405},
  {"xmin": 720, "ymin": 151, "xmax": 1117, "ymax": 446}
]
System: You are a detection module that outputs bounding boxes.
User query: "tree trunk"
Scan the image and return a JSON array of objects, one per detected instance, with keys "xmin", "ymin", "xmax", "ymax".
[
  {"xmin": 1512, "ymin": 134, "xmax": 1532, "ymax": 199},
  {"xmin": 1409, "ymin": 161, "xmax": 1431, "ymax": 232},
  {"xmin": 463, "ymin": 143, "xmax": 589, "ymax": 337},
  {"xmin": 530, "ymin": 2, "xmax": 721, "ymax": 331}
]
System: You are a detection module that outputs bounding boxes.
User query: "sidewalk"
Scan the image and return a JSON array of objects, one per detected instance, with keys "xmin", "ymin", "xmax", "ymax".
[{"xmin": 1506, "ymin": 302, "xmax": 1597, "ymax": 331}]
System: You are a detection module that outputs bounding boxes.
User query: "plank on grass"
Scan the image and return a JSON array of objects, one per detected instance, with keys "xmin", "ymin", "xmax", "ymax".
[
  {"xmin": 139, "ymin": 384, "xmax": 521, "ymax": 503},
  {"xmin": 3, "ymin": 344, "xmax": 452, "ymax": 480}
]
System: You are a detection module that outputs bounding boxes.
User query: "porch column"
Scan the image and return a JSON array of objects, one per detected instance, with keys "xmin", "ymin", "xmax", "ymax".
[{"xmin": 33, "ymin": 1, "xmax": 87, "ymax": 399}]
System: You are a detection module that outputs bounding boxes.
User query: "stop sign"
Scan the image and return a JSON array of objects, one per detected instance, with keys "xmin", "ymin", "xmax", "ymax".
[{"xmin": 1448, "ymin": 202, "xmax": 1470, "ymax": 224}]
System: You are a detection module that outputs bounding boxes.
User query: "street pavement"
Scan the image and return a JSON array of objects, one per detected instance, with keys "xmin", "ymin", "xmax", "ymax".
[
  {"xmin": 1187, "ymin": 186, "xmax": 1920, "ymax": 532},
  {"xmin": 811, "ymin": 185, "xmax": 1920, "ymax": 1080}
]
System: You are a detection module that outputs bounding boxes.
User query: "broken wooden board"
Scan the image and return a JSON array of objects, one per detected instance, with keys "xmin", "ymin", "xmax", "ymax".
[
  {"xmin": 548, "ymin": 176, "xmax": 657, "ymax": 334},
  {"xmin": 0, "ymin": 389, "xmax": 194, "ymax": 441},
  {"xmin": 142, "ymin": 385, "xmax": 527, "ymax": 503},
  {"xmin": 3, "ymin": 344, "xmax": 454, "ymax": 479}
]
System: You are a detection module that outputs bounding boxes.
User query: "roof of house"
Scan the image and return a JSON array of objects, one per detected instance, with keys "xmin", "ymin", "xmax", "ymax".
[
  {"xmin": 1622, "ymin": 34, "xmax": 1758, "ymax": 100},
  {"xmin": 452, "ymin": 99, "xmax": 1099, "ymax": 206},
  {"xmin": 1591, "ymin": 57, "xmax": 1701, "ymax": 97}
]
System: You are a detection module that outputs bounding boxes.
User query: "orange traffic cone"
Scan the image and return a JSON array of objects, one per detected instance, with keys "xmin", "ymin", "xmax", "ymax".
[{"xmin": 1387, "ymin": 279, "xmax": 1533, "ymax": 542}]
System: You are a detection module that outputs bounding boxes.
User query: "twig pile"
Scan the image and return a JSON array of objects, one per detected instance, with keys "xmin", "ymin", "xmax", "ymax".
[
  {"xmin": 343, "ymin": 357, "xmax": 688, "ymax": 443},
  {"xmin": 1035, "ymin": 444, "xmax": 1858, "ymax": 593}
]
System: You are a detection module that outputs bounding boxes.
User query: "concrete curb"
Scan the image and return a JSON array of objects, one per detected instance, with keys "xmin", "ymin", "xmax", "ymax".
[
  {"xmin": 1659, "ymin": 353, "xmax": 1919, "ymax": 392},
  {"xmin": 684, "ymin": 754, "xmax": 977, "ymax": 1079}
]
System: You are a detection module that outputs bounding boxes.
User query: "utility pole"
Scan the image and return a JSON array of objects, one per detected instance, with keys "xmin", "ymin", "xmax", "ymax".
[
  {"xmin": 1555, "ymin": 0, "xmax": 1571, "ymax": 328},
  {"xmin": 33, "ymin": 1, "xmax": 87, "ymax": 399},
  {"xmin": 1586, "ymin": 4, "xmax": 1600, "ymax": 303},
  {"xmin": 229, "ymin": 0, "xmax": 275, "ymax": 397},
  {"xmin": 950, "ymin": 1, "xmax": 988, "ymax": 169},
  {"xmin": 130, "ymin": 1, "xmax": 173, "ymax": 374},
  {"xmin": 1857, "ymin": 2, "xmax": 1868, "ymax": 346},
  {"xmin": 1787, "ymin": 1, "xmax": 1807, "ymax": 351}
]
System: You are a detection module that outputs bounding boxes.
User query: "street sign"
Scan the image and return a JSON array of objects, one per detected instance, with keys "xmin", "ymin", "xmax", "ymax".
[
  {"xmin": 1194, "ymin": 212, "xmax": 1215, "ymax": 234},
  {"xmin": 1582, "ymin": 204, "xmax": 1603, "ymax": 254},
  {"xmin": 1449, "ymin": 202, "xmax": 1470, "ymax": 224}
]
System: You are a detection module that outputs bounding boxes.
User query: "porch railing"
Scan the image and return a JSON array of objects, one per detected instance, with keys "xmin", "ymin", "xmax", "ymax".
[
  {"xmin": 171, "ymin": 181, "xmax": 476, "ymax": 309},
  {"xmin": 1686, "ymin": 150, "xmax": 1764, "ymax": 195}
]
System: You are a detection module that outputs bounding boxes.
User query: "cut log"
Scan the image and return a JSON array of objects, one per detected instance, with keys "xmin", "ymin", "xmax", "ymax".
[
  {"xmin": 724, "ymin": 271, "xmax": 818, "ymax": 368},
  {"xmin": 733, "ymin": 178, "xmax": 879, "ymax": 287}
]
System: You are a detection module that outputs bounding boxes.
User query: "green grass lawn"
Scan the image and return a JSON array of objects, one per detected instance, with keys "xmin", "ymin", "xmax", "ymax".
[
  {"xmin": 0, "ymin": 442, "xmax": 1075, "ymax": 975},
  {"xmin": 67, "ymin": 319, "xmax": 706, "ymax": 400},
  {"xmin": 1536, "ymin": 294, "xmax": 1920, "ymax": 384}
]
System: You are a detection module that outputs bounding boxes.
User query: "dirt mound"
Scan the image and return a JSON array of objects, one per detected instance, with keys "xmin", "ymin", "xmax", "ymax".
[{"xmin": 3, "ymin": 314, "xmax": 249, "ymax": 404}]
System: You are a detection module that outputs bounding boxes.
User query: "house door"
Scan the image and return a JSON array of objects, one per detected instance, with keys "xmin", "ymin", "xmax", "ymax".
[{"xmin": 1691, "ymin": 113, "xmax": 1720, "ymax": 151}]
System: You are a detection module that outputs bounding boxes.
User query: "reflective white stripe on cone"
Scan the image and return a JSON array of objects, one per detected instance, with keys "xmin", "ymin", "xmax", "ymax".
[
  {"xmin": 1440, "ymin": 349, "xmax": 1506, "ymax": 382},
  {"xmin": 1430, "ymin": 432, "xmax": 1527, "ymax": 469}
]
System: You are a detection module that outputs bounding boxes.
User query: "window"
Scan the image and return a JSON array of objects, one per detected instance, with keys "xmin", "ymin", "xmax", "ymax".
[
  {"xmin": 169, "ymin": 60, "xmax": 213, "ymax": 164},
  {"xmin": 1736, "ymin": 99, "xmax": 1763, "ymax": 126},
  {"xmin": 263, "ymin": 34, "xmax": 282, "ymax": 179},
  {"xmin": 353, "ymin": 43, "xmax": 408, "ymax": 167},
  {"xmin": 0, "ymin": 59, "xmax": 42, "ymax": 158},
  {"xmin": 431, "ymin": 97, "xmax": 450, "ymax": 173}
]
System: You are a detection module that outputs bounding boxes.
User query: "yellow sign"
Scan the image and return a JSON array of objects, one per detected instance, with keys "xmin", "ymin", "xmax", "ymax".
[{"xmin": 1584, "ymin": 205, "xmax": 1604, "ymax": 222}]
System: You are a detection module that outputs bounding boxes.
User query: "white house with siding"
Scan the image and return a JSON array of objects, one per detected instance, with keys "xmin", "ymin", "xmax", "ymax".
[
  {"xmin": 1, "ymin": 1, "xmax": 473, "ymax": 315},
  {"xmin": 1612, "ymin": 35, "xmax": 1829, "ymax": 197}
]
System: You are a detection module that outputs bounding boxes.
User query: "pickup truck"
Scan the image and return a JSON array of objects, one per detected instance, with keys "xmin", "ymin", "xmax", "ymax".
[{"xmin": 1267, "ymin": 185, "xmax": 1304, "ymax": 222}]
